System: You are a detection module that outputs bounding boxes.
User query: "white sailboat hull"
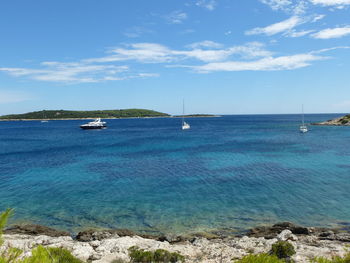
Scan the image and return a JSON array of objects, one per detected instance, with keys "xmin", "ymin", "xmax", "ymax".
[
  {"xmin": 181, "ymin": 100, "xmax": 190, "ymax": 130},
  {"xmin": 300, "ymin": 125, "xmax": 308, "ymax": 133},
  {"xmin": 182, "ymin": 123, "xmax": 190, "ymax": 130}
]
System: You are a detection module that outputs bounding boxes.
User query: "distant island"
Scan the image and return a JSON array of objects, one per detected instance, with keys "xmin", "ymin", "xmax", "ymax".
[
  {"xmin": 313, "ymin": 114, "xmax": 350, "ymax": 126},
  {"xmin": 0, "ymin": 109, "xmax": 170, "ymax": 120},
  {"xmin": 173, "ymin": 114, "xmax": 220, "ymax": 118}
]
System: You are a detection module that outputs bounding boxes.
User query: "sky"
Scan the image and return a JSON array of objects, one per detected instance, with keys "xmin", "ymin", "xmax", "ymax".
[{"xmin": 0, "ymin": 0, "xmax": 350, "ymax": 115}]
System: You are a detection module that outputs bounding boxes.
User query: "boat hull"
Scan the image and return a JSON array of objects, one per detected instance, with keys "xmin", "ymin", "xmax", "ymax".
[{"xmin": 80, "ymin": 125, "xmax": 106, "ymax": 130}]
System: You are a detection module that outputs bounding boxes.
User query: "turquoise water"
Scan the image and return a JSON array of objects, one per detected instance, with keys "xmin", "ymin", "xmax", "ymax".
[{"xmin": 1, "ymin": 114, "xmax": 350, "ymax": 234}]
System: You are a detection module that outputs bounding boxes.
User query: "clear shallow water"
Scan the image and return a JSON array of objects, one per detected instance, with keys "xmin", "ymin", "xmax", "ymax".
[{"xmin": 1, "ymin": 114, "xmax": 350, "ymax": 235}]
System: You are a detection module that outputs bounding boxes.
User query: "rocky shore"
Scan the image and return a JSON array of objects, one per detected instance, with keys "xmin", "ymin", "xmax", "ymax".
[
  {"xmin": 2, "ymin": 222, "xmax": 350, "ymax": 262},
  {"xmin": 313, "ymin": 114, "xmax": 350, "ymax": 126}
]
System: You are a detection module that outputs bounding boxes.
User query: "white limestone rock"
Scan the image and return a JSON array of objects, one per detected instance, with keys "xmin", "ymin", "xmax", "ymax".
[{"xmin": 277, "ymin": 230, "xmax": 298, "ymax": 241}]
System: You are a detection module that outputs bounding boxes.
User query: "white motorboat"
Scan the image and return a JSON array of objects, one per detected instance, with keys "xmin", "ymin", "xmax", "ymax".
[{"xmin": 80, "ymin": 118, "xmax": 107, "ymax": 129}]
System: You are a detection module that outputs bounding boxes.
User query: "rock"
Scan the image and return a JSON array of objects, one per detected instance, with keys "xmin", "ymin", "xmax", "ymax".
[
  {"xmin": 277, "ymin": 230, "xmax": 298, "ymax": 241},
  {"xmin": 273, "ymin": 222, "xmax": 309, "ymax": 235},
  {"xmin": 334, "ymin": 232, "xmax": 350, "ymax": 242},
  {"xmin": 113, "ymin": 229, "xmax": 136, "ymax": 237},
  {"xmin": 71, "ymin": 243, "xmax": 95, "ymax": 261},
  {"xmin": 319, "ymin": 231, "xmax": 335, "ymax": 238},
  {"xmin": 76, "ymin": 230, "xmax": 116, "ymax": 242},
  {"xmin": 89, "ymin": 240, "xmax": 101, "ymax": 248},
  {"xmin": 291, "ymin": 226, "xmax": 309, "ymax": 235},
  {"xmin": 3, "ymin": 222, "xmax": 350, "ymax": 263},
  {"xmin": 247, "ymin": 222, "xmax": 309, "ymax": 238},
  {"xmin": 5, "ymin": 224, "xmax": 70, "ymax": 237},
  {"xmin": 89, "ymin": 252, "xmax": 102, "ymax": 261},
  {"xmin": 158, "ymin": 234, "xmax": 184, "ymax": 243}
]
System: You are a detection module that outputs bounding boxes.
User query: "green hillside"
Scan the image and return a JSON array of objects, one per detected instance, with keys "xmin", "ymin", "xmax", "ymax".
[{"xmin": 0, "ymin": 109, "xmax": 170, "ymax": 120}]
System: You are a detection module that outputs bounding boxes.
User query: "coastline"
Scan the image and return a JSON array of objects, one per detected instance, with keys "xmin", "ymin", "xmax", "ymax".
[
  {"xmin": 0, "ymin": 115, "xmax": 221, "ymax": 121},
  {"xmin": 312, "ymin": 115, "xmax": 350, "ymax": 126},
  {"xmin": 3, "ymin": 222, "xmax": 350, "ymax": 262}
]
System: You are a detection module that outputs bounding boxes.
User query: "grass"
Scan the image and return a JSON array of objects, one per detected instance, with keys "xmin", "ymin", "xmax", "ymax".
[{"xmin": 312, "ymin": 252, "xmax": 350, "ymax": 263}]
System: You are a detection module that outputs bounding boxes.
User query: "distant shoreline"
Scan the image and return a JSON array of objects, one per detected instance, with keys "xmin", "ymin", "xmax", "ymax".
[
  {"xmin": 0, "ymin": 115, "xmax": 221, "ymax": 121},
  {"xmin": 311, "ymin": 114, "xmax": 350, "ymax": 126}
]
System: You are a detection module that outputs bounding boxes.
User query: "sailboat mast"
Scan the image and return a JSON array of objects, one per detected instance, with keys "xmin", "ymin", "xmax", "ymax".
[
  {"xmin": 302, "ymin": 104, "xmax": 305, "ymax": 126},
  {"xmin": 182, "ymin": 99, "xmax": 185, "ymax": 125}
]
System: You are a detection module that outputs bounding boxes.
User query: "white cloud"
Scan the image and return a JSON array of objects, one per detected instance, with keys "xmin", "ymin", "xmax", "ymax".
[
  {"xmin": 165, "ymin": 11, "xmax": 187, "ymax": 24},
  {"xmin": 287, "ymin": 29, "xmax": 314, "ymax": 37},
  {"xmin": 312, "ymin": 14, "xmax": 326, "ymax": 22},
  {"xmin": 0, "ymin": 61, "xmax": 159, "ymax": 83},
  {"xmin": 260, "ymin": 0, "xmax": 308, "ymax": 14},
  {"xmin": 309, "ymin": 0, "xmax": 350, "ymax": 6},
  {"xmin": 310, "ymin": 46, "xmax": 350, "ymax": 54},
  {"xmin": 312, "ymin": 26, "xmax": 350, "ymax": 39},
  {"xmin": 260, "ymin": 0, "xmax": 292, "ymax": 11},
  {"xmin": 87, "ymin": 42, "xmax": 273, "ymax": 64},
  {"xmin": 1, "ymin": 42, "xmax": 347, "ymax": 82},
  {"xmin": 191, "ymin": 53, "xmax": 325, "ymax": 73},
  {"xmin": 293, "ymin": 1, "xmax": 309, "ymax": 14},
  {"xmin": 0, "ymin": 90, "xmax": 33, "ymax": 104},
  {"xmin": 195, "ymin": 0, "xmax": 217, "ymax": 10},
  {"xmin": 187, "ymin": 40, "xmax": 223, "ymax": 49},
  {"xmin": 0, "ymin": 63, "xmax": 129, "ymax": 83},
  {"xmin": 246, "ymin": 16, "xmax": 302, "ymax": 36},
  {"xmin": 87, "ymin": 43, "xmax": 174, "ymax": 64},
  {"xmin": 187, "ymin": 46, "xmax": 349, "ymax": 73}
]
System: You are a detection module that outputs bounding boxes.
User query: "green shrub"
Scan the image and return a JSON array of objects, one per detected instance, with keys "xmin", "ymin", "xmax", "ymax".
[
  {"xmin": 312, "ymin": 252, "xmax": 350, "ymax": 263},
  {"xmin": 128, "ymin": 246, "xmax": 185, "ymax": 263},
  {"xmin": 0, "ymin": 209, "xmax": 14, "ymax": 246},
  {"xmin": 340, "ymin": 119, "xmax": 349, "ymax": 125},
  {"xmin": 270, "ymin": 241, "xmax": 296, "ymax": 259},
  {"xmin": 234, "ymin": 253, "xmax": 285, "ymax": 263}
]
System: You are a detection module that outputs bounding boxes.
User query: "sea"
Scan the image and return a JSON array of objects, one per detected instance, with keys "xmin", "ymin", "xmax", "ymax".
[{"xmin": 1, "ymin": 114, "xmax": 350, "ymax": 235}]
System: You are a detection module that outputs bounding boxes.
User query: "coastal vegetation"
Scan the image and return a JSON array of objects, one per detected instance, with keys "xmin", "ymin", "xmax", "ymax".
[
  {"xmin": 339, "ymin": 115, "xmax": 350, "ymax": 125},
  {"xmin": 312, "ymin": 252, "xmax": 350, "ymax": 263},
  {"xmin": 128, "ymin": 246, "xmax": 185, "ymax": 263},
  {"xmin": 233, "ymin": 241, "xmax": 296, "ymax": 263},
  {"xmin": 313, "ymin": 114, "xmax": 350, "ymax": 126},
  {"xmin": 0, "ymin": 209, "xmax": 82, "ymax": 263},
  {"xmin": 270, "ymin": 241, "xmax": 296, "ymax": 259},
  {"xmin": 0, "ymin": 109, "xmax": 170, "ymax": 120},
  {"xmin": 235, "ymin": 254, "xmax": 284, "ymax": 263},
  {"xmin": 173, "ymin": 114, "xmax": 218, "ymax": 118}
]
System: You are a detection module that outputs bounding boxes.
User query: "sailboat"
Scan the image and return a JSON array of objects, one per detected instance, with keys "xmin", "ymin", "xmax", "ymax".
[
  {"xmin": 299, "ymin": 105, "xmax": 308, "ymax": 133},
  {"xmin": 182, "ymin": 100, "xmax": 190, "ymax": 130}
]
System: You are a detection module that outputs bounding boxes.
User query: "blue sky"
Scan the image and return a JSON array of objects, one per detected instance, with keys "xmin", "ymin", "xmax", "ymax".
[{"xmin": 1, "ymin": 0, "xmax": 350, "ymax": 115}]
